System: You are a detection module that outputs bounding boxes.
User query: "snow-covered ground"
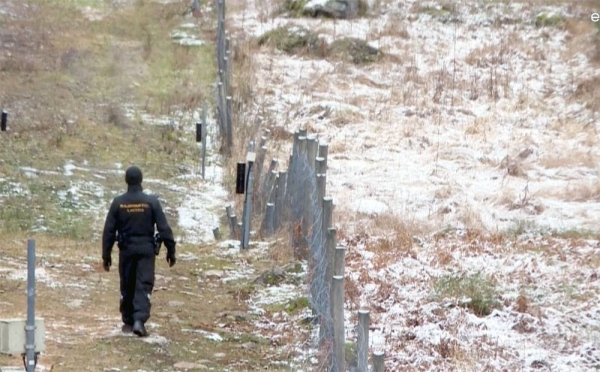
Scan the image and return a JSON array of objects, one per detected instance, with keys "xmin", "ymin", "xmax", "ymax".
[{"xmin": 224, "ymin": 0, "xmax": 600, "ymax": 370}]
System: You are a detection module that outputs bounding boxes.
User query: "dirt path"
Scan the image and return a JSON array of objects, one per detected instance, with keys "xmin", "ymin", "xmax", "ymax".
[{"xmin": 0, "ymin": 0, "xmax": 299, "ymax": 370}]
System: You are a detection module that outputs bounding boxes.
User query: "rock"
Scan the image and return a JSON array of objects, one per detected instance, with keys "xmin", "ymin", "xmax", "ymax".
[
  {"xmin": 168, "ymin": 301, "xmax": 185, "ymax": 307},
  {"xmin": 174, "ymin": 361, "xmax": 208, "ymax": 370},
  {"xmin": 253, "ymin": 267, "xmax": 286, "ymax": 286},
  {"xmin": 530, "ymin": 360, "xmax": 550, "ymax": 369},
  {"xmin": 327, "ymin": 37, "xmax": 382, "ymax": 64},
  {"xmin": 304, "ymin": 0, "xmax": 359, "ymax": 19},
  {"xmin": 204, "ymin": 270, "xmax": 225, "ymax": 279},
  {"xmin": 214, "ymin": 352, "xmax": 226, "ymax": 359},
  {"xmin": 219, "ymin": 311, "xmax": 253, "ymax": 322},
  {"xmin": 66, "ymin": 299, "xmax": 83, "ymax": 309},
  {"xmin": 258, "ymin": 26, "xmax": 324, "ymax": 55},
  {"xmin": 238, "ymin": 342, "xmax": 260, "ymax": 351}
]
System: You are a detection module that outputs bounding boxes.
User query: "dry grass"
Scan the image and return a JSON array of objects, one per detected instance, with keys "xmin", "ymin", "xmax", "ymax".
[
  {"xmin": 538, "ymin": 151, "xmax": 598, "ymax": 169},
  {"xmin": 548, "ymin": 180, "xmax": 600, "ymax": 202},
  {"xmin": 0, "ymin": 232, "xmax": 291, "ymax": 371}
]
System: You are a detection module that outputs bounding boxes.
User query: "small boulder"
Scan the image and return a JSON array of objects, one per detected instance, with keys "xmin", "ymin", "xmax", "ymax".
[
  {"xmin": 204, "ymin": 270, "xmax": 225, "ymax": 279},
  {"xmin": 303, "ymin": 0, "xmax": 359, "ymax": 19}
]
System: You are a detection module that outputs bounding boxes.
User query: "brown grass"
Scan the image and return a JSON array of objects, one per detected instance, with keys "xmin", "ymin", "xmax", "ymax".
[
  {"xmin": 550, "ymin": 180, "xmax": 600, "ymax": 202},
  {"xmin": 539, "ymin": 151, "xmax": 598, "ymax": 169}
]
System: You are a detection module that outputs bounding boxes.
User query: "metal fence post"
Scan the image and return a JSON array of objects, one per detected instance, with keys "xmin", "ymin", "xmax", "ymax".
[
  {"xmin": 25, "ymin": 239, "xmax": 36, "ymax": 372},
  {"xmin": 241, "ymin": 141, "xmax": 255, "ymax": 249},
  {"xmin": 201, "ymin": 101, "xmax": 207, "ymax": 179},
  {"xmin": 357, "ymin": 309, "xmax": 370, "ymax": 372}
]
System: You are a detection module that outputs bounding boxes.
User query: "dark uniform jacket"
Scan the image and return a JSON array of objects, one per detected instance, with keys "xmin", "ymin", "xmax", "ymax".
[{"xmin": 102, "ymin": 185, "xmax": 176, "ymax": 260}]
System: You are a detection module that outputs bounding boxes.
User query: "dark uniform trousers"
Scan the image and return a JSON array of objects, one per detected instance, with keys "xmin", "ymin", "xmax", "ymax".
[
  {"xmin": 119, "ymin": 241, "xmax": 155, "ymax": 325},
  {"xmin": 102, "ymin": 181, "xmax": 176, "ymax": 328}
]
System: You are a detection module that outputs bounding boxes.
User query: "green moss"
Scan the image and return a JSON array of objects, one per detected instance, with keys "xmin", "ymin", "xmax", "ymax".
[
  {"xmin": 345, "ymin": 342, "xmax": 357, "ymax": 366},
  {"xmin": 286, "ymin": 262, "xmax": 304, "ymax": 273},
  {"xmin": 535, "ymin": 12, "xmax": 565, "ymax": 28},
  {"xmin": 285, "ymin": 296, "xmax": 309, "ymax": 313},
  {"xmin": 283, "ymin": 0, "xmax": 310, "ymax": 17},
  {"xmin": 327, "ymin": 37, "xmax": 382, "ymax": 64},
  {"xmin": 258, "ymin": 26, "xmax": 325, "ymax": 55}
]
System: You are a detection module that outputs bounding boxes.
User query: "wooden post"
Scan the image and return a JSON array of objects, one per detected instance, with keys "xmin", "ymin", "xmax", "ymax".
[
  {"xmin": 372, "ymin": 351, "xmax": 385, "ymax": 372},
  {"xmin": 357, "ymin": 310, "xmax": 370, "ymax": 372},
  {"xmin": 212, "ymin": 227, "xmax": 222, "ymax": 240},
  {"xmin": 334, "ymin": 246, "xmax": 346, "ymax": 277},
  {"xmin": 229, "ymin": 214, "xmax": 238, "ymax": 238},
  {"xmin": 255, "ymin": 144, "xmax": 268, "ymax": 190},
  {"xmin": 225, "ymin": 205, "xmax": 233, "ymax": 231},
  {"xmin": 318, "ymin": 142, "xmax": 329, "ymax": 172},
  {"xmin": 268, "ymin": 171, "xmax": 278, "ymax": 204},
  {"xmin": 322, "ymin": 197, "xmax": 334, "ymax": 238},
  {"xmin": 316, "ymin": 174, "xmax": 326, "ymax": 211},
  {"xmin": 307, "ymin": 135, "xmax": 319, "ymax": 171},
  {"xmin": 316, "ymin": 156, "xmax": 326, "ymax": 176},
  {"xmin": 326, "ymin": 228, "xmax": 337, "ymax": 306},
  {"xmin": 262, "ymin": 203, "xmax": 275, "ymax": 237},
  {"xmin": 332, "ymin": 275, "xmax": 345, "ymax": 372},
  {"xmin": 298, "ymin": 136, "xmax": 309, "ymax": 248},
  {"xmin": 274, "ymin": 170, "xmax": 287, "ymax": 229}
]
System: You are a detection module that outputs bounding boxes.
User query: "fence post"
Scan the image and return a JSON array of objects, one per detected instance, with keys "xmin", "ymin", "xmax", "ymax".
[
  {"xmin": 212, "ymin": 227, "xmax": 222, "ymax": 240},
  {"xmin": 201, "ymin": 101, "xmax": 207, "ymax": 179},
  {"xmin": 326, "ymin": 226, "xmax": 337, "ymax": 279},
  {"xmin": 226, "ymin": 96, "xmax": 233, "ymax": 152},
  {"xmin": 25, "ymin": 239, "xmax": 36, "ymax": 372},
  {"xmin": 229, "ymin": 214, "xmax": 238, "ymax": 239},
  {"xmin": 255, "ymin": 143, "xmax": 268, "ymax": 191},
  {"xmin": 322, "ymin": 197, "xmax": 333, "ymax": 239},
  {"xmin": 267, "ymin": 170, "xmax": 278, "ymax": 205},
  {"xmin": 334, "ymin": 245, "xmax": 345, "ymax": 277},
  {"xmin": 241, "ymin": 141, "xmax": 255, "ymax": 249},
  {"xmin": 307, "ymin": 135, "xmax": 319, "ymax": 170},
  {"xmin": 274, "ymin": 170, "xmax": 287, "ymax": 230},
  {"xmin": 372, "ymin": 350, "xmax": 385, "ymax": 372},
  {"xmin": 316, "ymin": 174, "xmax": 326, "ymax": 210},
  {"xmin": 357, "ymin": 309, "xmax": 370, "ymax": 372},
  {"xmin": 318, "ymin": 142, "xmax": 329, "ymax": 172},
  {"xmin": 315, "ymin": 157, "xmax": 326, "ymax": 176},
  {"xmin": 332, "ymin": 275, "xmax": 345, "ymax": 372},
  {"xmin": 297, "ymin": 136, "xmax": 308, "ymax": 250},
  {"xmin": 261, "ymin": 203, "xmax": 275, "ymax": 237}
]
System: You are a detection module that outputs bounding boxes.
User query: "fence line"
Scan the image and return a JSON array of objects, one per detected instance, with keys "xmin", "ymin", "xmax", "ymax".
[
  {"xmin": 214, "ymin": 0, "xmax": 234, "ymax": 156},
  {"xmin": 213, "ymin": 0, "xmax": 386, "ymax": 366}
]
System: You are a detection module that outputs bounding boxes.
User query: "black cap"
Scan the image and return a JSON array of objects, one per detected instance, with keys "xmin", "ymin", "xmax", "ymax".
[{"xmin": 125, "ymin": 166, "xmax": 143, "ymax": 186}]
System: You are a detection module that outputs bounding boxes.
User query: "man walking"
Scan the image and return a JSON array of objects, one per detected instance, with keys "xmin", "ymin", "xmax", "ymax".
[{"xmin": 102, "ymin": 166, "xmax": 177, "ymax": 337}]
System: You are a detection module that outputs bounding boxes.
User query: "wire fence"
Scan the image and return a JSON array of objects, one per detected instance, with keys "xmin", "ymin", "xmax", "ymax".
[
  {"xmin": 214, "ymin": 0, "xmax": 234, "ymax": 156},
  {"xmin": 223, "ymin": 127, "xmax": 353, "ymax": 370},
  {"xmin": 209, "ymin": 0, "xmax": 374, "ymax": 361}
]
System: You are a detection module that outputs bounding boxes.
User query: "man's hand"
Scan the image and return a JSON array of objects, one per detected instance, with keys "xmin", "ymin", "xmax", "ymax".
[
  {"xmin": 103, "ymin": 256, "xmax": 111, "ymax": 272},
  {"xmin": 166, "ymin": 251, "xmax": 176, "ymax": 268}
]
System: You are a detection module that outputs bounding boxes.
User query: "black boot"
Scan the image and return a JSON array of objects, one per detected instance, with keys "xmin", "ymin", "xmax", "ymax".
[
  {"xmin": 133, "ymin": 320, "xmax": 148, "ymax": 337},
  {"xmin": 121, "ymin": 323, "xmax": 133, "ymax": 333}
]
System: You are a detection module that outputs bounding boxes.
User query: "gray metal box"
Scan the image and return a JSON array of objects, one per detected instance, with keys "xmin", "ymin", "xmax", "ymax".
[{"xmin": 0, "ymin": 319, "xmax": 45, "ymax": 355}]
